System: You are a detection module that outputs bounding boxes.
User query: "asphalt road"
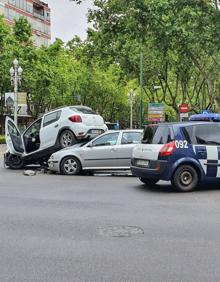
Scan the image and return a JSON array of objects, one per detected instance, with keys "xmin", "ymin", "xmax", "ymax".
[{"xmin": 0, "ymin": 161, "xmax": 220, "ymax": 282}]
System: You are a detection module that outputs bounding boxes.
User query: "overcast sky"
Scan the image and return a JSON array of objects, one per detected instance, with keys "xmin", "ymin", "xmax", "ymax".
[{"xmin": 45, "ymin": 0, "xmax": 92, "ymax": 43}]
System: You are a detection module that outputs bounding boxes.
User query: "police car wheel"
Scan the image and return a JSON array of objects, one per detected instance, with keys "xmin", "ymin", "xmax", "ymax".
[
  {"xmin": 171, "ymin": 165, "xmax": 198, "ymax": 192},
  {"xmin": 139, "ymin": 178, "xmax": 159, "ymax": 186}
]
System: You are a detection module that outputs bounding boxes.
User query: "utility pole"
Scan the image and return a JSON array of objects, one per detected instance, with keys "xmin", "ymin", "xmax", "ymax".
[
  {"xmin": 129, "ymin": 90, "xmax": 135, "ymax": 129},
  {"xmin": 140, "ymin": 52, "xmax": 143, "ymax": 128},
  {"xmin": 10, "ymin": 59, "xmax": 23, "ymax": 126}
]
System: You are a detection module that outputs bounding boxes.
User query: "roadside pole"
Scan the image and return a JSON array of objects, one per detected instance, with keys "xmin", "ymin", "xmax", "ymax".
[
  {"xmin": 10, "ymin": 59, "xmax": 23, "ymax": 126},
  {"xmin": 129, "ymin": 90, "xmax": 136, "ymax": 129},
  {"xmin": 139, "ymin": 53, "xmax": 143, "ymax": 128}
]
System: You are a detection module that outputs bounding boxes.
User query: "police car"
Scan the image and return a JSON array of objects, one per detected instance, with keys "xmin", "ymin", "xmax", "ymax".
[{"xmin": 131, "ymin": 122, "xmax": 220, "ymax": 192}]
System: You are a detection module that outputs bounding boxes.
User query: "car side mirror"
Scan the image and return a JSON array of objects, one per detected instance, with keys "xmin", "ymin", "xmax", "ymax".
[
  {"xmin": 141, "ymin": 139, "xmax": 148, "ymax": 144},
  {"xmin": 87, "ymin": 143, "xmax": 93, "ymax": 148}
]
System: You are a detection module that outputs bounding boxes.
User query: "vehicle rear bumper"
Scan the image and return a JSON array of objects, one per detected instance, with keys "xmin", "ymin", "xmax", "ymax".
[
  {"xmin": 76, "ymin": 127, "xmax": 107, "ymax": 140},
  {"xmin": 131, "ymin": 159, "xmax": 169, "ymax": 180},
  {"xmin": 85, "ymin": 128, "xmax": 106, "ymax": 139}
]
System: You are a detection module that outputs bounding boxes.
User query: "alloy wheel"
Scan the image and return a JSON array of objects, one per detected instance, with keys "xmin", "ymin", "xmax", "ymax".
[
  {"xmin": 61, "ymin": 132, "xmax": 73, "ymax": 147},
  {"xmin": 63, "ymin": 158, "xmax": 78, "ymax": 174}
]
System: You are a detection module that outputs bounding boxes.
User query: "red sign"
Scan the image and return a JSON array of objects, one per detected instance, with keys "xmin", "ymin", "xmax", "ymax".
[{"xmin": 179, "ymin": 103, "xmax": 189, "ymax": 113}]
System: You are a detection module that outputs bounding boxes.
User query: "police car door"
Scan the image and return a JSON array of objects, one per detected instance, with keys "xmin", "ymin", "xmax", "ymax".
[
  {"xmin": 192, "ymin": 124, "xmax": 220, "ymax": 178},
  {"xmin": 5, "ymin": 117, "xmax": 24, "ymax": 155}
]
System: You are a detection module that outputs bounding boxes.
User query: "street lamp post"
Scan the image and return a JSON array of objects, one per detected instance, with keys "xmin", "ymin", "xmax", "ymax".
[
  {"xmin": 10, "ymin": 58, "xmax": 23, "ymax": 126},
  {"xmin": 153, "ymin": 85, "xmax": 161, "ymax": 98},
  {"xmin": 129, "ymin": 89, "xmax": 136, "ymax": 129}
]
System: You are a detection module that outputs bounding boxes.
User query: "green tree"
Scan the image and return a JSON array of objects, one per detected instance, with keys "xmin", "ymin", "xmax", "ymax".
[
  {"xmin": 83, "ymin": 0, "xmax": 220, "ymax": 116},
  {"xmin": 13, "ymin": 17, "xmax": 32, "ymax": 45}
]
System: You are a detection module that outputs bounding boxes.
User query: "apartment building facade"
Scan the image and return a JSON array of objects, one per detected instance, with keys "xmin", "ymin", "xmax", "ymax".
[{"xmin": 0, "ymin": 0, "xmax": 51, "ymax": 47}]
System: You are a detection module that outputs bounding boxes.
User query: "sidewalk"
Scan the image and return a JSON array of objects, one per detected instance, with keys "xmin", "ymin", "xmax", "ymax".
[{"xmin": 0, "ymin": 144, "xmax": 6, "ymax": 158}]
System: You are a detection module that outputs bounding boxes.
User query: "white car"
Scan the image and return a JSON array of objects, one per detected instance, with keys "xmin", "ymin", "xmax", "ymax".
[
  {"xmin": 48, "ymin": 130, "xmax": 143, "ymax": 175},
  {"xmin": 5, "ymin": 106, "xmax": 107, "ymax": 169}
]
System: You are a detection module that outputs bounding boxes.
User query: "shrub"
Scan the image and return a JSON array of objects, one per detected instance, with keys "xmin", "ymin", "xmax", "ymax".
[{"xmin": 0, "ymin": 135, "xmax": 6, "ymax": 144}]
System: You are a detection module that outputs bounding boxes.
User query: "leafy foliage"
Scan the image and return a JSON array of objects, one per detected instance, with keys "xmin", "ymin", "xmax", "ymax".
[
  {"xmin": 1, "ymin": 0, "xmax": 220, "ymax": 131},
  {"xmin": 83, "ymin": 0, "xmax": 220, "ymax": 116},
  {"xmin": 0, "ymin": 15, "xmax": 130, "ymax": 127}
]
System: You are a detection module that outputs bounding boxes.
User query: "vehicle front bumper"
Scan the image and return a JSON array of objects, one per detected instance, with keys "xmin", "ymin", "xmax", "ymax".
[
  {"xmin": 131, "ymin": 159, "xmax": 169, "ymax": 180},
  {"xmin": 48, "ymin": 160, "xmax": 60, "ymax": 173}
]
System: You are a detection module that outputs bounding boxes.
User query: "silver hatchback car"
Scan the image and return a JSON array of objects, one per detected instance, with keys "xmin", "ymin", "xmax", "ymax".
[{"xmin": 48, "ymin": 130, "xmax": 143, "ymax": 175}]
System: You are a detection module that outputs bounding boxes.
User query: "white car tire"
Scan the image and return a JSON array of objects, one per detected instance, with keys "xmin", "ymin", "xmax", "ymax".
[
  {"xmin": 60, "ymin": 156, "xmax": 82, "ymax": 175},
  {"xmin": 7, "ymin": 154, "xmax": 24, "ymax": 169},
  {"xmin": 59, "ymin": 130, "xmax": 77, "ymax": 148}
]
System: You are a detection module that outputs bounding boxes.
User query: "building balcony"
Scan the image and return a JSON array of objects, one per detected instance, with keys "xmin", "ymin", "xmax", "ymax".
[{"xmin": 33, "ymin": 12, "xmax": 45, "ymax": 21}]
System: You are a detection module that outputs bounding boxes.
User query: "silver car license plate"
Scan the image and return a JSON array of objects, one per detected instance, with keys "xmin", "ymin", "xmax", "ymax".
[{"xmin": 136, "ymin": 160, "xmax": 149, "ymax": 167}]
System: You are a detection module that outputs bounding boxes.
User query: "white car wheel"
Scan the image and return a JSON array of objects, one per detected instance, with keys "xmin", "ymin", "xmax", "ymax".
[
  {"xmin": 7, "ymin": 154, "xmax": 24, "ymax": 169},
  {"xmin": 60, "ymin": 156, "xmax": 81, "ymax": 175},
  {"xmin": 59, "ymin": 130, "xmax": 76, "ymax": 148}
]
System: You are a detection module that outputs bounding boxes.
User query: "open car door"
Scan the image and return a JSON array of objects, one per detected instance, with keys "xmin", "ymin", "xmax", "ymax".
[{"xmin": 5, "ymin": 117, "xmax": 24, "ymax": 155}]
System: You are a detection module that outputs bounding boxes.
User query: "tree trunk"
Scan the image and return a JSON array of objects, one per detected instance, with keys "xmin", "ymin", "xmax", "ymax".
[{"xmin": 214, "ymin": 0, "xmax": 219, "ymax": 10}]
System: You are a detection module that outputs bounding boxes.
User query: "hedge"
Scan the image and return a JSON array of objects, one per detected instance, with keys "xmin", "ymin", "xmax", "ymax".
[{"xmin": 0, "ymin": 135, "xmax": 6, "ymax": 144}]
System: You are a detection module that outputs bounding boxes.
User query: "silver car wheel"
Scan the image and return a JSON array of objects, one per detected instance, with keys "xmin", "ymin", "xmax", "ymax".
[
  {"xmin": 60, "ymin": 156, "xmax": 81, "ymax": 175},
  {"xmin": 64, "ymin": 159, "xmax": 78, "ymax": 174}
]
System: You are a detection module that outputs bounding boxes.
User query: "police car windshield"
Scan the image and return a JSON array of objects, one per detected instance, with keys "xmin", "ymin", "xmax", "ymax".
[{"xmin": 142, "ymin": 125, "xmax": 173, "ymax": 144}]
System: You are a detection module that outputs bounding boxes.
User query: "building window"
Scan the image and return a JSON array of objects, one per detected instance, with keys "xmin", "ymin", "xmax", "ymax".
[
  {"xmin": 33, "ymin": 2, "xmax": 44, "ymax": 19},
  {"xmin": 26, "ymin": 2, "xmax": 33, "ymax": 13},
  {"xmin": 8, "ymin": 0, "xmax": 16, "ymax": 6},
  {"xmin": 4, "ymin": 8, "xmax": 9, "ymax": 19},
  {"xmin": 19, "ymin": 0, "xmax": 25, "ymax": 10},
  {"xmin": 46, "ymin": 12, "xmax": 50, "ymax": 21},
  {"xmin": 8, "ymin": 9, "xmax": 15, "ymax": 20}
]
